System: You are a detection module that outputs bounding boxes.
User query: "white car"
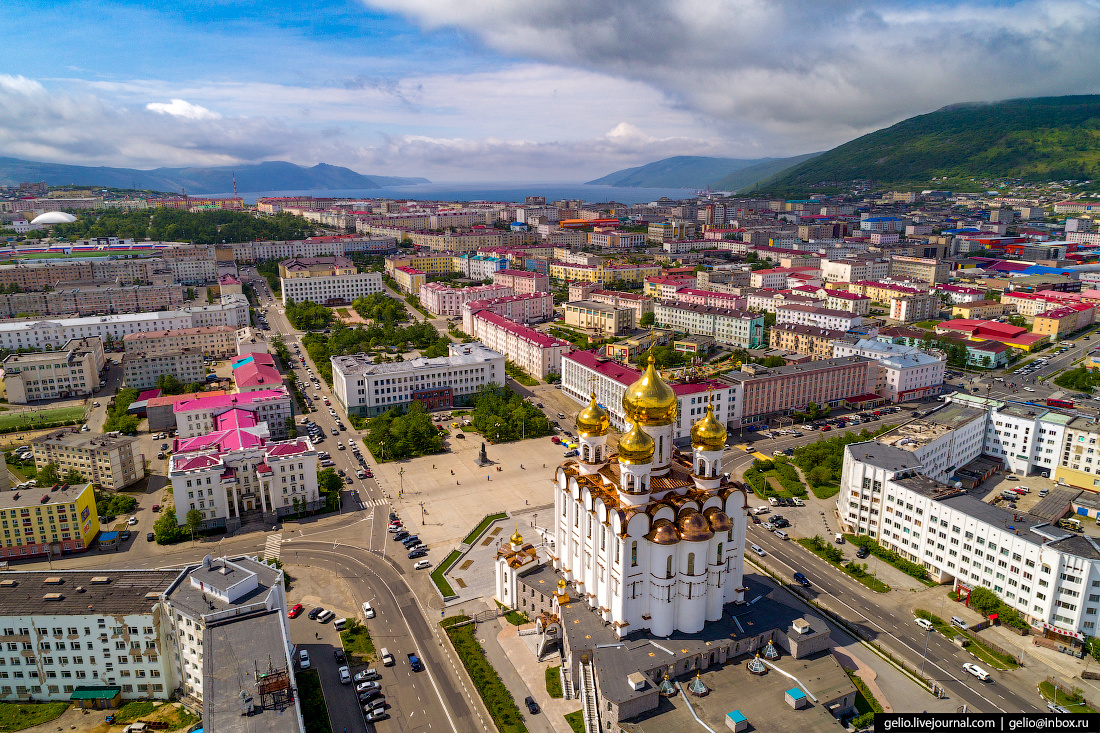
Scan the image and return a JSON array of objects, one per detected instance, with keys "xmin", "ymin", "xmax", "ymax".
[
  {"xmin": 1023, "ymin": 387, "xmax": 1035, "ymax": 392},
  {"xmin": 338, "ymin": 666, "xmax": 351, "ymax": 684},
  {"xmin": 963, "ymin": 662, "xmax": 990, "ymax": 681},
  {"xmin": 750, "ymin": 544, "xmax": 766, "ymax": 557},
  {"xmin": 127, "ymin": 516, "xmax": 138, "ymax": 525},
  {"xmin": 362, "ymin": 601, "xmax": 376, "ymax": 619},
  {"xmin": 356, "ymin": 681, "xmax": 381, "ymax": 693},
  {"xmin": 298, "ymin": 649, "xmax": 310, "ymax": 669},
  {"xmin": 915, "ymin": 617, "xmax": 934, "ymax": 632}
]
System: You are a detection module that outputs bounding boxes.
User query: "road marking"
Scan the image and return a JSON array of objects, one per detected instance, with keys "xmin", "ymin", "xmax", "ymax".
[{"xmin": 263, "ymin": 533, "xmax": 282, "ymax": 561}]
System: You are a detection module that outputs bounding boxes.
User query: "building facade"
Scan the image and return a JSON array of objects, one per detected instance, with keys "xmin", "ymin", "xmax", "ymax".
[
  {"xmin": 173, "ymin": 389, "xmax": 294, "ymax": 441},
  {"xmin": 122, "ymin": 326, "xmax": 240, "ymax": 358},
  {"xmin": 653, "ymin": 302, "xmax": 764, "ymax": 348},
  {"xmin": 564, "ymin": 301, "xmax": 634, "ymax": 336},
  {"xmin": 122, "ymin": 350, "xmax": 205, "ymax": 390},
  {"xmin": 1, "ymin": 338, "xmax": 104, "ymax": 404},
  {"xmin": 31, "ymin": 431, "xmax": 145, "ymax": 490},
  {"xmin": 465, "ymin": 312, "xmax": 570, "ymax": 379},
  {"xmin": 279, "ymin": 272, "xmax": 384, "ymax": 306}
]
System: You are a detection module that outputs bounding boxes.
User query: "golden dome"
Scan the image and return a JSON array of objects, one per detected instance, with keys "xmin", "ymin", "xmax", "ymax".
[
  {"xmin": 703, "ymin": 507, "xmax": 732, "ymax": 532},
  {"xmin": 677, "ymin": 509, "xmax": 714, "ymax": 542},
  {"xmin": 557, "ymin": 577, "xmax": 566, "ymax": 590},
  {"xmin": 510, "ymin": 526, "xmax": 523, "ymax": 546},
  {"xmin": 645, "ymin": 518, "xmax": 680, "ymax": 545},
  {"xmin": 622, "ymin": 354, "xmax": 677, "ymax": 426},
  {"xmin": 690, "ymin": 404, "xmax": 726, "ymax": 452},
  {"xmin": 617, "ymin": 420, "xmax": 655, "ymax": 465},
  {"xmin": 576, "ymin": 392, "xmax": 610, "ymax": 438}
]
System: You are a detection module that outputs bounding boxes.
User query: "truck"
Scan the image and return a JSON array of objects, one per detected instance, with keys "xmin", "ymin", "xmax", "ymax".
[{"xmin": 407, "ymin": 652, "xmax": 423, "ymax": 672}]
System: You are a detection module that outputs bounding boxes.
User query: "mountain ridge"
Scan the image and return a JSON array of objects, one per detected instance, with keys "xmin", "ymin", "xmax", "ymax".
[
  {"xmin": 585, "ymin": 153, "xmax": 819, "ymax": 191},
  {"xmin": 0, "ymin": 157, "xmax": 430, "ymax": 195}
]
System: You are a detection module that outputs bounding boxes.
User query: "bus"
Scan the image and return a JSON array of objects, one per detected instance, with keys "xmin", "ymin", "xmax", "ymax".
[{"xmin": 1046, "ymin": 398, "xmax": 1074, "ymax": 409}]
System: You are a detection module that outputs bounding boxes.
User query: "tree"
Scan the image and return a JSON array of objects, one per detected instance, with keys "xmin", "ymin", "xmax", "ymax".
[
  {"xmin": 762, "ymin": 356, "xmax": 786, "ymax": 367},
  {"xmin": 156, "ymin": 373, "xmax": 184, "ymax": 395},
  {"xmin": 63, "ymin": 468, "xmax": 85, "ymax": 485},
  {"xmin": 186, "ymin": 288, "xmax": 196, "ymax": 301},
  {"xmin": 154, "ymin": 508, "xmax": 187, "ymax": 544},
  {"xmin": 317, "ymin": 467, "xmax": 343, "ymax": 511},
  {"xmin": 286, "ymin": 417, "xmax": 298, "ymax": 438},
  {"xmin": 186, "ymin": 509, "xmax": 203, "ymax": 538},
  {"xmin": 36, "ymin": 462, "xmax": 60, "ymax": 487},
  {"xmin": 639, "ymin": 312, "xmax": 655, "ymax": 327}
]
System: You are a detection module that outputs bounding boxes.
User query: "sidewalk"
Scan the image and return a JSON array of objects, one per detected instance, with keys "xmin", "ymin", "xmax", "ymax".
[
  {"xmin": 495, "ymin": 622, "xmax": 582, "ymax": 733},
  {"xmin": 475, "ymin": 612, "xmax": 565, "ymax": 733}
]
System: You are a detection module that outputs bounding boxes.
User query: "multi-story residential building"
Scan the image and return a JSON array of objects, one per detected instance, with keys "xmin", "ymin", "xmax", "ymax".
[
  {"xmin": 846, "ymin": 280, "xmax": 931, "ymax": 302},
  {"xmin": 1000, "ymin": 292, "xmax": 1068, "ymax": 317},
  {"xmin": 122, "ymin": 349, "xmax": 205, "ymax": 390},
  {"xmin": 775, "ymin": 303, "xmax": 862, "ymax": 332},
  {"xmin": 492, "ymin": 268, "xmax": 549, "ymax": 294},
  {"xmin": 0, "ymin": 261, "xmax": 94, "ymax": 290},
  {"xmin": 745, "ymin": 290, "xmax": 819, "ymax": 313},
  {"xmin": 174, "ymin": 389, "xmax": 294, "ymax": 441},
  {"xmin": 391, "ymin": 266, "xmax": 426, "ymax": 294},
  {"xmin": 332, "ymin": 343, "xmax": 504, "ymax": 417},
  {"xmin": 465, "ymin": 311, "xmax": 570, "ymax": 379},
  {"xmin": 0, "ymin": 482, "xmax": 99, "ymax": 559},
  {"xmin": 768, "ymin": 324, "xmax": 847, "ymax": 359},
  {"xmin": 277, "ymin": 256, "xmax": 356, "ymax": 278},
  {"xmin": 0, "ymin": 283, "xmax": 185, "ymax": 318},
  {"xmin": 455, "ymin": 254, "xmax": 506, "ymax": 280},
  {"xmin": 695, "ymin": 268, "xmax": 750, "ymax": 292},
  {"xmin": 661, "ymin": 238, "xmax": 713, "ymax": 254},
  {"xmin": 1033, "ymin": 304, "xmax": 1096, "ymax": 340},
  {"xmin": 951, "ymin": 300, "xmax": 1010, "ymax": 320},
  {"xmin": 279, "ymin": 272, "xmax": 384, "ymax": 306},
  {"xmin": 1, "ymin": 338, "xmax": 104, "ymax": 404},
  {"xmin": 600, "ymin": 263, "xmax": 663, "ymax": 285},
  {"xmin": 888, "ymin": 256, "xmax": 950, "ymax": 284},
  {"xmin": 169, "ymin": 410, "xmax": 318, "ymax": 530},
  {"xmin": 123, "ymin": 326, "xmax": 240, "ymax": 358},
  {"xmin": 859, "ymin": 216, "xmax": 906, "ymax": 232},
  {"xmin": 653, "ymin": 302, "xmax": 764, "ymax": 348},
  {"xmin": 820, "ymin": 289, "xmax": 872, "ymax": 315},
  {"xmin": 564, "ymin": 300, "xmax": 634, "ymax": 336},
  {"xmin": 890, "ymin": 293, "xmax": 941, "ymax": 323},
  {"xmin": 587, "ymin": 230, "xmax": 646, "ymax": 248},
  {"xmin": 719, "ymin": 357, "xmax": 876, "ymax": 428},
  {"xmin": 0, "ymin": 311, "xmax": 191, "ymax": 353},
  {"xmin": 32, "ymin": 431, "xmax": 145, "ymax": 490},
  {"xmin": 230, "ymin": 352, "xmax": 284, "ymax": 393},
  {"xmin": 145, "ymin": 390, "xmax": 226, "ymax": 432},
  {"xmin": 832, "ymin": 339, "xmax": 945, "ymax": 402},
  {"xmin": 748, "ymin": 269, "xmax": 791, "ymax": 290},
  {"xmin": 643, "ymin": 276, "xmax": 694, "ymax": 300},
  {"xmin": 937, "ymin": 284, "xmax": 988, "ymax": 304},
  {"xmin": 674, "ymin": 288, "xmax": 746, "ymax": 311},
  {"xmin": 383, "ymin": 253, "xmax": 458, "ymax": 277},
  {"xmin": 560, "ymin": 350, "xmax": 737, "ymax": 440},
  {"xmin": 647, "ymin": 221, "xmax": 696, "ymax": 243},
  {"xmin": 461, "ymin": 293, "xmax": 555, "ymax": 332},
  {"xmin": 418, "ymin": 282, "xmax": 513, "ymax": 316}
]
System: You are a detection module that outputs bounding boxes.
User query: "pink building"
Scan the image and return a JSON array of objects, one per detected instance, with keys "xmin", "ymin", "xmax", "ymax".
[
  {"xmin": 418, "ymin": 281, "xmax": 513, "ymax": 316},
  {"xmin": 492, "ymin": 268, "xmax": 550, "ymax": 294},
  {"xmin": 461, "ymin": 292, "xmax": 556, "ymax": 332},
  {"xmin": 673, "ymin": 287, "xmax": 747, "ymax": 310},
  {"xmin": 466, "ymin": 311, "xmax": 570, "ymax": 378},
  {"xmin": 230, "ymin": 353, "xmax": 283, "ymax": 393},
  {"xmin": 173, "ymin": 388, "xmax": 294, "ymax": 440}
]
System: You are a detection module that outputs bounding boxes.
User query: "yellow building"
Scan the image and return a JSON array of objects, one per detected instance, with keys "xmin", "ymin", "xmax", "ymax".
[
  {"xmin": 0, "ymin": 482, "xmax": 100, "ymax": 558},
  {"xmin": 392, "ymin": 266, "xmax": 426, "ymax": 294},
  {"xmin": 1032, "ymin": 305, "xmax": 1095, "ymax": 341},
  {"xmin": 846, "ymin": 281, "xmax": 929, "ymax": 302},
  {"xmin": 564, "ymin": 300, "xmax": 634, "ymax": 335},
  {"xmin": 646, "ymin": 221, "xmax": 696, "ymax": 243},
  {"xmin": 951, "ymin": 300, "xmax": 1010, "ymax": 319},
  {"xmin": 768, "ymin": 323, "xmax": 845, "ymax": 359},
  {"xmin": 551, "ymin": 262, "xmax": 600, "ymax": 283}
]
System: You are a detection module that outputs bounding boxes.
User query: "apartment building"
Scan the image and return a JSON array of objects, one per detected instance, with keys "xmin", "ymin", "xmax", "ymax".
[
  {"xmin": 279, "ymin": 272, "xmax": 384, "ymax": 306},
  {"xmin": 768, "ymin": 324, "xmax": 847, "ymax": 359},
  {"xmin": 0, "ymin": 481, "xmax": 99, "ymax": 561},
  {"xmin": 587, "ymin": 230, "xmax": 646, "ymax": 248},
  {"xmin": 123, "ymin": 326, "xmax": 239, "ymax": 358},
  {"xmin": 122, "ymin": 350, "xmax": 205, "ymax": 390},
  {"xmin": 600, "ymin": 263, "xmax": 663, "ymax": 285},
  {"xmin": 832, "ymin": 339, "xmax": 945, "ymax": 402},
  {"xmin": 653, "ymin": 302, "xmax": 764, "ymax": 348},
  {"xmin": 776, "ymin": 303, "xmax": 862, "ymax": 332},
  {"xmin": 719, "ymin": 357, "xmax": 876, "ymax": 428},
  {"xmin": 748, "ymin": 269, "xmax": 791, "ymax": 290},
  {"xmin": 643, "ymin": 276, "xmax": 694, "ymax": 300},
  {"xmin": 661, "ymin": 239, "xmax": 712, "ymax": 254},
  {"xmin": 563, "ymin": 300, "xmax": 634, "ymax": 336},
  {"xmin": 847, "ymin": 281, "xmax": 931, "ymax": 302},
  {"xmin": 0, "ymin": 261, "xmax": 94, "ymax": 290},
  {"xmin": 465, "ymin": 311, "xmax": 570, "ymax": 378},
  {"xmin": 455, "ymin": 254, "xmax": 506, "ymax": 280},
  {"xmin": 817, "ymin": 289, "xmax": 871, "ymax": 315},
  {"xmin": 572, "ymin": 288, "xmax": 654, "ymax": 324},
  {"xmin": 695, "ymin": 269, "xmax": 750, "ymax": 292},
  {"xmin": 937, "ymin": 284, "xmax": 988, "ymax": 304},
  {"xmin": 674, "ymin": 288, "xmax": 746, "ymax": 311},
  {"xmin": 418, "ymin": 282, "xmax": 513, "ymax": 316},
  {"xmin": 745, "ymin": 291, "xmax": 819, "ymax": 313},
  {"xmin": 0, "ymin": 283, "xmax": 185, "ymax": 318},
  {"xmin": 383, "ymin": 253, "xmax": 457, "ymax": 277},
  {"xmin": 174, "ymin": 389, "xmax": 294, "ymax": 441},
  {"xmin": 647, "ymin": 221, "xmax": 696, "ymax": 243},
  {"xmin": 1033, "ymin": 304, "xmax": 1096, "ymax": 340},
  {"xmin": 277, "ymin": 257, "xmax": 356, "ymax": 278},
  {"xmin": 560, "ymin": 349, "xmax": 737, "ymax": 440},
  {"xmin": 1, "ymin": 338, "xmax": 104, "ymax": 404},
  {"xmin": 391, "ymin": 266, "xmax": 425, "ymax": 294},
  {"xmin": 888, "ymin": 256, "xmax": 949, "ymax": 284},
  {"xmin": 461, "ymin": 292, "xmax": 555, "ymax": 332},
  {"xmin": 890, "ymin": 293, "xmax": 942, "ymax": 323},
  {"xmin": 492, "ymin": 268, "xmax": 550, "ymax": 294},
  {"xmin": 230, "ymin": 353, "xmax": 284, "ymax": 393},
  {"xmin": 31, "ymin": 431, "xmax": 144, "ymax": 490},
  {"xmin": 332, "ymin": 342, "xmax": 504, "ymax": 418},
  {"xmin": 1000, "ymin": 292, "xmax": 1068, "ymax": 317},
  {"xmin": 860, "ymin": 216, "xmax": 906, "ymax": 232},
  {"xmin": 951, "ymin": 300, "xmax": 1010, "ymax": 320}
]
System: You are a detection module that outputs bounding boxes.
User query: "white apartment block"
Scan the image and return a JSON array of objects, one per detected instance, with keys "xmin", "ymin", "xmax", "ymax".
[
  {"xmin": 187, "ymin": 296, "xmax": 250, "ymax": 329},
  {"xmin": 123, "ymin": 326, "xmax": 240, "ymax": 358},
  {"xmin": 653, "ymin": 302, "xmax": 764, "ymax": 348},
  {"xmin": 775, "ymin": 303, "xmax": 862, "ymax": 332},
  {"xmin": 748, "ymin": 269, "xmax": 789, "ymax": 290},
  {"xmin": 164, "ymin": 258, "xmax": 216, "ymax": 285},
  {"xmin": 0, "ymin": 312, "xmax": 191, "ymax": 353},
  {"xmin": 418, "ymin": 282, "xmax": 513, "ymax": 316},
  {"xmin": 32, "ymin": 431, "xmax": 145, "ymax": 490},
  {"xmin": 465, "ymin": 311, "xmax": 570, "ymax": 378},
  {"xmin": 823, "ymin": 290, "xmax": 872, "ymax": 315},
  {"xmin": 832, "ymin": 339, "xmax": 945, "ymax": 402},
  {"xmin": 820, "ymin": 258, "xmax": 888, "ymax": 284},
  {"xmin": 122, "ymin": 350, "xmax": 205, "ymax": 390},
  {"xmin": 1, "ymin": 337, "xmax": 104, "ymax": 404},
  {"xmin": 279, "ymin": 272, "xmax": 384, "ymax": 306},
  {"xmin": 455, "ymin": 254, "xmax": 506, "ymax": 280},
  {"xmin": 332, "ymin": 342, "xmax": 505, "ymax": 418}
]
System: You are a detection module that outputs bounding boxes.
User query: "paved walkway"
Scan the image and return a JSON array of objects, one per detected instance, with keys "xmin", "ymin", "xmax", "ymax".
[{"xmin": 496, "ymin": 623, "xmax": 582, "ymax": 733}]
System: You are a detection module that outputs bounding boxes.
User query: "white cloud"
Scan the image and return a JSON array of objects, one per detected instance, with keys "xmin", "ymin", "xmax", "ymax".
[{"xmin": 146, "ymin": 99, "xmax": 221, "ymax": 120}]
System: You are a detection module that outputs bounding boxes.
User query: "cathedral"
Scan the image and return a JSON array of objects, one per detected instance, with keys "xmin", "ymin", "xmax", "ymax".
[{"xmin": 497, "ymin": 355, "xmax": 748, "ymax": 638}]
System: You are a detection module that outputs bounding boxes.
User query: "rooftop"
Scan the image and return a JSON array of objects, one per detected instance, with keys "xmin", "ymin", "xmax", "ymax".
[
  {"xmin": 173, "ymin": 388, "xmax": 290, "ymax": 414},
  {"xmin": 720, "ymin": 356, "xmax": 873, "ymax": 384},
  {"xmin": 32, "ymin": 430, "xmax": 139, "ymax": 452},
  {"xmin": 877, "ymin": 404, "xmax": 985, "ymax": 451},
  {"xmin": 0, "ymin": 568, "xmax": 180, "ymax": 615},
  {"xmin": 332, "ymin": 342, "xmax": 502, "ymax": 377}
]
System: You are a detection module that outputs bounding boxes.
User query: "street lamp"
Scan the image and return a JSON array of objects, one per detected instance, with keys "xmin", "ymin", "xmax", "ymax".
[{"xmin": 920, "ymin": 624, "xmax": 932, "ymax": 677}]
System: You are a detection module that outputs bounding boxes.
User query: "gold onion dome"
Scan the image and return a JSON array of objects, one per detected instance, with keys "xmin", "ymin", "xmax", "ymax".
[
  {"xmin": 617, "ymin": 420, "xmax": 655, "ymax": 465},
  {"xmin": 576, "ymin": 392, "xmax": 610, "ymax": 437},
  {"xmin": 622, "ymin": 354, "xmax": 677, "ymax": 426},
  {"xmin": 677, "ymin": 509, "xmax": 715, "ymax": 542},
  {"xmin": 690, "ymin": 404, "xmax": 726, "ymax": 452},
  {"xmin": 558, "ymin": 577, "xmax": 566, "ymax": 590},
  {"xmin": 645, "ymin": 518, "xmax": 680, "ymax": 544},
  {"xmin": 704, "ymin": 506, "xmax": 733, "ymax": 532},
  {"xmin": 510, "ymin": 526, "xmax": 523, "ymax": 546}
]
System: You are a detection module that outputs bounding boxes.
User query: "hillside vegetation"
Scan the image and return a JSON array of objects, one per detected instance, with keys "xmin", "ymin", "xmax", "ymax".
[
  {"xmin": 755, "ymin": 95, "xmax": 1100, "ymax": 195},
  {"xmin": 586, "ymin": 153, "xmax": 814, "ymax": 190}
]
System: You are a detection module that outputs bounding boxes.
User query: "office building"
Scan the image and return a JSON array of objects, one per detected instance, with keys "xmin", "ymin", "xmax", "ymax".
[
  {"xmin": 1, "ymin": 338, "xmax": 104, "ymax": 404},
  {"xmin": 832, "ymin": 339, "xmax": 945, "ymax": 402},
  {"xmin": 277, "ymin": 257, "xmax": 356, "ymax": 278},
  {"xmin": 652, "ymin": 302, "xmax": 763, "ymax": 348},
  {"xmin": 564, "ymin": 301, "xmax": 634, "ymax": 336},
  {"xmin": 122, "ymin": 350, "xmax": 204, "ymax": 390},
  {"xmin": 31, "ymin": 431, "xmax": 145, "ymax": 491},
  {"xmin": 173, "ymin": 389, "xmax": 294, "ymax": 441},
  {"xmin": 279, "ymin": 272, "xmax": 383, "ymax": 306},
  {"xmin": 768, "ymin": 324, "xmax": 847, "ymax": 359},
  {"xmin": 418, "ymin": 282, "xmax": 513, "ymax": 316},
  {"xmin": 719, "ymin": 357, "xmax": 875, "ymax": 428},
  {"xmin": 331, "ymin": 342, "xmax": 505, "ymax": 417}
]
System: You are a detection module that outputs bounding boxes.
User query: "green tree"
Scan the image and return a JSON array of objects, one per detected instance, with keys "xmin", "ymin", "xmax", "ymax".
[
  {"xmin": 186, "ymin": 509, "xmax": 203, "ymax": 538},
  {"xmin": 154, "ymin": 508, "xmax": 187, "ymax": 544},
  {"xmin": 63, "ymin": 468, "xmax": 84, "ymax": 485},
  {"xmin": 762, "ymin": 355, "xmax": 786, "ymax": 367},
  {"xmin": 36, "ymin": 462, "xmax": 60, "ymax": 487},
  {"xmin": 286, "ymin": 417, "xmax": 298, "ymax": 438},
  {"xmin": 155, "ymin": 373, "xmax": 184, "ymax": 395},
  {"xmin": 186, "ymin": 288, "xmax": 196, "ymax": 300},
  {"xmin": 317, "ymin": 467, "xmax": 343, "ymax": 511},
  {"xmin": 639, "ymin": 312, "xmax": 655, "ymax": 327}
]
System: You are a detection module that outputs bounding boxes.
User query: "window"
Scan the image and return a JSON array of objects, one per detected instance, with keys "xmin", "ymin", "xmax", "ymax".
[{"xmin": 666, "ymin": 556, "xmax": 673, "ymax": 579}]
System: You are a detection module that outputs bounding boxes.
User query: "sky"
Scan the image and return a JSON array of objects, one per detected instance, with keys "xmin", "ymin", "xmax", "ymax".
[{"xmin": 1, "ymin": 0, "xmax": 1099, "ymax": 181}]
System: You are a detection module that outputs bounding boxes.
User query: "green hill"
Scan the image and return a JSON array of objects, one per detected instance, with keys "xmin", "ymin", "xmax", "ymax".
[
  {"xmin": 709, "ymin": 153, "xmax": 821, "ymax": 192},
  {"xmin": 586, "ymin": 153, "xmax": 816, "ymax": 190},
  {"xmin": 755, "ymin": 95, "xmax": 1100, "ymax": 196}
]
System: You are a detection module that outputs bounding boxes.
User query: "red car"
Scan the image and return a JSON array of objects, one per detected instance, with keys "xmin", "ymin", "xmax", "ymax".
[
  {"xmin": 152, "ymin": 504, "xmax": 160, "ymax": 512},
  {"xmin": 288, "ymin": 603, "xmax": 304, "ymax": 618}
]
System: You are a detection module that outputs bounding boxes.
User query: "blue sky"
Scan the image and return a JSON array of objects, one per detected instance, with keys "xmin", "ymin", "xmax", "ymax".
[{"xmin": 1, "ymin": 0, "xmax": 1099, "ymax": 180}]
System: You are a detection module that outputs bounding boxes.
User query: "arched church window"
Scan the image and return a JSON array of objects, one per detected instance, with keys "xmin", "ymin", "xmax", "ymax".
[
  {"xmin": 631, "ymin": 541, "xmax": 637, "ymax": 567},
  {"xmin": 666, "ymin": 555, "xmax": 674, "ymax": 579},
  {"xmin": 716, "ymin": 542, "xmax": 723, "ymax": 564},
  {"xmin": 687, "ymin": 553, "xmax": 695, "ymax": 575}
]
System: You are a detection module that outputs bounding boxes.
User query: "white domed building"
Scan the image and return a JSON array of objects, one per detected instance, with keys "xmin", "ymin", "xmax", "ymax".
[
  {"xmin": 30, "ymin": 211, "xmax": 78, "ymax": 226},
  {"xmin": 496, "ymin": 355, "xmax": 749, "ymax": 640}
]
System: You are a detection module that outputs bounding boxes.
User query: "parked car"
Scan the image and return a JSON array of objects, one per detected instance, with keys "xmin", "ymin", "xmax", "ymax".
[
  {"xmin": 855, "ymin": 546, "xmax": 870, "ymax": 559},
  {"xmin": 298, "ymin": 649, "xmax": 311, "ymax": 669},
  {"xmin": 750, "ymin": 544, "xmax": 766, "ymax": 557},
  {"xmin": 307, "ymin": 607, "xmax": 324, "ymax": 620},
  {"xmin": 288, "ymin": 603, "xmax": 304, "ymax": 618},
  {"xmin": 334, "ymin": 649, "xmax": 346, "ymax": 664},
  {"xmin": 354, "ymin": 669, "xmax": 380, "ymax": 683},
  {"xmin": 146, "ymin": 532, "xmax": 155, "ymax": 542}
]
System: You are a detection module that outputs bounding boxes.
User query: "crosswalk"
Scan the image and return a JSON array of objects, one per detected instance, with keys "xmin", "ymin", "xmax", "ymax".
[
  {"xmin": 361, "ymin": 497, "xmax": 388, "ymax": 507},
  {"xmin": 263, "ymin": 533, "xmax": 282, "ymax": 562}
]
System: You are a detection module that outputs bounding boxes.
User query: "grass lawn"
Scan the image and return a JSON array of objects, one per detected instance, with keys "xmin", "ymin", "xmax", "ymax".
[
  {"xmin": 0, "ymin": 406, "xmax": 85, "ymax": 431},
  {"xmin": 463, "ymin": 512, "xmax": 508, "ymax": 544},
  {"xmin": 1039, "ymin": 680, "xmax": 1097, "ymax": 713},
  {"xmin": 808, "ymin": 482, "xmax": 840, "ymax": 499},
  {"xmin": 546, "ymin": 666, "xmax": 563, "ymax": 698},
  {"xmin": 797, "ymin": 538, "xmax": 889, "ymax": 593},
  {"xmin": 443, "ymin": 616, "xmax": 528, "ymax": 733},
  {"xmin": 0, "ymin": 702, "xmax": 68, "ymax": 731},
  {"xmin": 431, "ymin": 549, "xmax": 461, "ymax": 597},
  {"xmin": 914, "ymin": 609, "xmax": 1019, "ymax": 669},
  {"xmin": 340, "ymin": 622, "xmax": 376, "ymax": 664},
  {"xmin": 495, "ymin": 602, "xmax": 530, "ymax": 626},
  {"xmin": 564, "ymin": 710, "xmax": 585, "ymax": 733},
  {"xmin": 113, "ymin": 700, "xmax": 200, "ymax": 730},
  {"xmin": 296, "ymin": 669, "xmax": 333, "ymax": 733}
]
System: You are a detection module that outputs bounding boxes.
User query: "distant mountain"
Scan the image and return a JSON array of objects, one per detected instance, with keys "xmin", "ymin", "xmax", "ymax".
[
  {"xmin": 0, "ymin": 157, "xmax": 429, "ymax": 195},
  {"xmin": 585, "ymin": 153, "xmax": 818, "ymax": 191},
  {"xmin": 755, "ymin": 95, "xmax": 1100, "ymax": 196}
]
